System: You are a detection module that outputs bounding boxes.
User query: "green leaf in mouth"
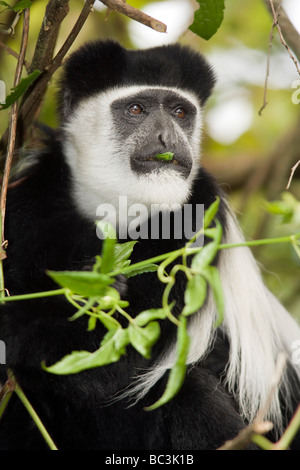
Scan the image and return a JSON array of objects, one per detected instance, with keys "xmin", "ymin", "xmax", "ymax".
[{"xmin": 155, "ymin": 152, "xmax": 174, "ymax": 161}]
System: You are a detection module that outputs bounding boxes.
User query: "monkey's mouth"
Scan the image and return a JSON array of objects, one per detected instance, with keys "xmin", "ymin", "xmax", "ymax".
[{"xmin": 131, "ymin": 154, "xmax": 192, "ymax": 178}]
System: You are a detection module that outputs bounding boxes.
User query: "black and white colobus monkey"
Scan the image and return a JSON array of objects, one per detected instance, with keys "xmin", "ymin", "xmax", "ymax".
[{"xmin": 0, "ymin": 40, "xmax": 299, "ymax": 450}]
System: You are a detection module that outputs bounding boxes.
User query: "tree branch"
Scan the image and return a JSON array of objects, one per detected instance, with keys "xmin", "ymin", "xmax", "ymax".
[
  {"xmin": 286, "ymin": 160, "xmax": 300, "ymax": 189},
  {"xmin": 100, "ymin": 0, "xmax": 167, "ymax": 32},
  {"xmin": 27, "ymin": 0, "xmax": 70, "ymax": 75},
  {"xmin": 0, "ymin": 0, "xmax": 94, "ymax": 153},
  {"xmin": 0, "ymin": 8, "xmax": 30, "ymax": 247}
]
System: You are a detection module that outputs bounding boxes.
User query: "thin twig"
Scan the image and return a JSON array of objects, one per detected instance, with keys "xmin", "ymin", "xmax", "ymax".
[
  {"xmin": 0, "ymin": 10, "xmax": 21, "ymax": 35},
  {"xmin": 269, "ymin": 0, "xmax": 300, "ymax": 75},
  {"xmin": 271, "ymin": 2, "xmax": 300, "ymax": 64},
  {"xmin": 100, "ymin": 0, "xmax": 167, "ymax": 32},
  {"xmin": 259, "ymin": 20, "xmax": 276, "ymax": 115},
  {"xmin": 0, "ymin": 377, "xmax": 15, "ymax": 420},
  {"xmin": 218, "ymin": 420, "xmax": 274, "ymax": 450},
  {"xmin": 0, "ymin": 41, "xmax": 30, "ymax": 71},
  {"xmin": 218, "ymin": 352, "xmax": 287, "ymax": 450},
  {"xmin": 260, "ymin": 0, "xmax": 300, "ymax": 114},
  {"xmin": 259, "ymin": 1, "xmax": 282, "ymax": 115},
  {"xmin": 254, "ymin": 352, "xmax": 287, "ymax": 423},
  {"xmin": 0, "ymin": 9, "xmax": 30, "ymax": 245},
  {"xmin": 286, "ymin": 160, "xmax": 300, "ymax": 189}
]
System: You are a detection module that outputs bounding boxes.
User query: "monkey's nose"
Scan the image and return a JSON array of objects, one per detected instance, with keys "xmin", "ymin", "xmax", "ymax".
[{"xmin": 158, "ymin": 127, "xmax": 176, "ymax": 148}]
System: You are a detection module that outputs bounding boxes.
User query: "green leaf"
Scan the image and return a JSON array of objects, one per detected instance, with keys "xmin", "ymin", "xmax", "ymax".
[
  {"xmin": 92, "ymin": 255, "xmax": 102, "ymax": 273},
  {"xmin": 47, "ymin": 270, "xmax": 113, "ymax": 297},
  {"xmin": 97, "ymin": 312, "xmax": 121, "ymax": 331},
  {"xmin": 264, "ymin": 200, "xmax": 293, "ymax": 218},
  {"xmin": 191, "ymin": 221, "xmax": 222, "ymax": 271},
  {"xmin": 182, "ymin": 275, "xmax": 207, "ymax": 317},
  {"xmin": 96, "ymin": 221, "xmax": 117, "ymax": 274},
  {"xmin": 191, "ymin": 242, "xmax": 218, "ymax": 271},
  {"xmin": 12, "ymin": 0, "xmax": 32, "ymax": 11},
  {"xmin": 113, "ymin": 241, "xmax": 137, "ymax": 271},
  {"xmin": 125, "ymin": 264, "xmax": 158, "ymax": 278},
  {"xmin": 101, "ymin": 238, "xmax": 116, "ymax": 274},
  {"xmin": 113, "ymin": 328, "xmax": 130, "ymax": 351},
  {"xmin": 189, "ymin": 0, "xmax": 225, "ymax": 40},
  {"xmin": 0, "ymin": 1, "xmax": 11, "ymax": 9},
  {"xmin": 155, "ymin": 152, "xmax": 174, "ymax": 161},
  {"xmin": 96, "ymin": 287, "xmax": 129, "ymax": 310},
  {"xmin": 100, "ymin": 328, "xmax": 117, "ymax": 346},
  {"xmin": 135, "ymin": 307, "xmax": 169, "ymax": 327},
  {"xmin": 100, "ymin": 328, "xmax": 129, "ymax": 351},
  {"xmin": 43, "ymin": 328, "xmax": 129, "ymax": 375},
  {"xmin": 202, "ymin": 266, "xmax": 224, "ymax": 327},
  {"xmin": 0, "ymin": 70, "xmax": 40, "ymax": 110},
  {"xmin": 68, "ymin": 297, "xmax": 96, "ymax": 322},
  {"xmin": 204, "ymin": 197, "xmax": 220, "ymax": 229},
  {"xmin": 128, "ymin": 321, "xmax": 160, "ymax": 358},
  {"xmin": 87, "ymin": 315, "xmax": 97, "ymax": 331},
  {"xmin": 145, "ymin": 316, "xmax": 190, "ymax": 411},
  {"xmin": 264, "ymin": 193, "xmax": 300, "ymax": 225},
  {"xmin": 96, "ymin": 220, "xmax": 117, "ymax": 240}
]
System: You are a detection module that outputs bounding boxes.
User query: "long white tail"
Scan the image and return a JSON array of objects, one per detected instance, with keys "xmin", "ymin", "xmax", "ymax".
[{"xmin": 218, "ymin": 207, "xmax": 300, "ymax": 431}]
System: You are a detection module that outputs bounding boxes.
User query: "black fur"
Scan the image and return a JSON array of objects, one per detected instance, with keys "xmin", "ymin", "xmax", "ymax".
[
  {"xmin": 59, "ymin": 40, "xmax": 216, "ymax": 119},
  {"xmin": 0, "ymin": 41, "xmax": 299, "ymax": 450},
  {"xmin": 0, "ymin": 133, "xmax": 244, "ymax": 450}
]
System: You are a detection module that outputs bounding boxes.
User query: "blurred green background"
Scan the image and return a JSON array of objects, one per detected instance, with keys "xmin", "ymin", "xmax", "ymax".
[{"xmin": 0, "ymin": 0, "xmax": 299, "ymax": 318}]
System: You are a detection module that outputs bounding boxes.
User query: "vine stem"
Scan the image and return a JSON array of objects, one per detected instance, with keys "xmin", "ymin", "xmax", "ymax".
[
  {"xmin": 1, "ymin": 232, "xmax": 299, "ymax": 305},
  {"xmin": 0, "ymin": 379, "xmax": 14, "ymax": 420},
  {"xmin": 2, "ymin": 288, "xmax": 66, "ymax": 302},
  {"xmin": 13, "ymin": 381, "xmax": 58, "ymax": 450},
  {"xmin": 251, "ymin": 433, "xmax": 274, "ymax": 450},
  {"xmin": 273, "ymin": 405, "xmax": 300, "ymax": 449},
  {"xmin": 219, "ymin": 232, "xmax": 300, "ymax": 250},
  {"xmin": 111, "ymin": 232, "xmax": 300, "ymax": 278}
]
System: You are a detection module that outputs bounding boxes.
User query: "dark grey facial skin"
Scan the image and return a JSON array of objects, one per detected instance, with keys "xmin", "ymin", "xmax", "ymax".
[{"xmin": 110, "ymin": 89, "xmax": 197, "ymax": 178}]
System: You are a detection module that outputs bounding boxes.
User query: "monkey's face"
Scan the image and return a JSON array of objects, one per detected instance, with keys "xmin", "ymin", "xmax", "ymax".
[
  {"xmin": 63, "ymin": 86, "xmax": 203, "ymax": 220},
  {"xmin": 110, "ymin": 89, "xmax": 198, "ymax": 179}
]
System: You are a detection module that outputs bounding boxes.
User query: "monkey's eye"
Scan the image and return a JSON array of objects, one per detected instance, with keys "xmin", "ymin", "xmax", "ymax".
[
  {"xmin": 128, "ymin": 104, "xmax": 143, "ymax": 115},
  {"xmin": 174, "ymin": 107, "xmax": 187, "ymax": 119}
]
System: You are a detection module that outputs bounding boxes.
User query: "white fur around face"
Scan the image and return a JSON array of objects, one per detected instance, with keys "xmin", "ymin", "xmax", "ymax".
[{"xmin": 62, "ymin": 85, "xmax": 203, "ymax": 226}]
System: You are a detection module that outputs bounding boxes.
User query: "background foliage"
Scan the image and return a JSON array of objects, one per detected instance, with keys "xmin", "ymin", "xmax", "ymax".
[
  {"xmin": 0, "ymin": 0, "xmax": 299, "ymax": 450},
  {"xmin": 1, "ymin": 0, "xmax": 299, "ymax": 318}
]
